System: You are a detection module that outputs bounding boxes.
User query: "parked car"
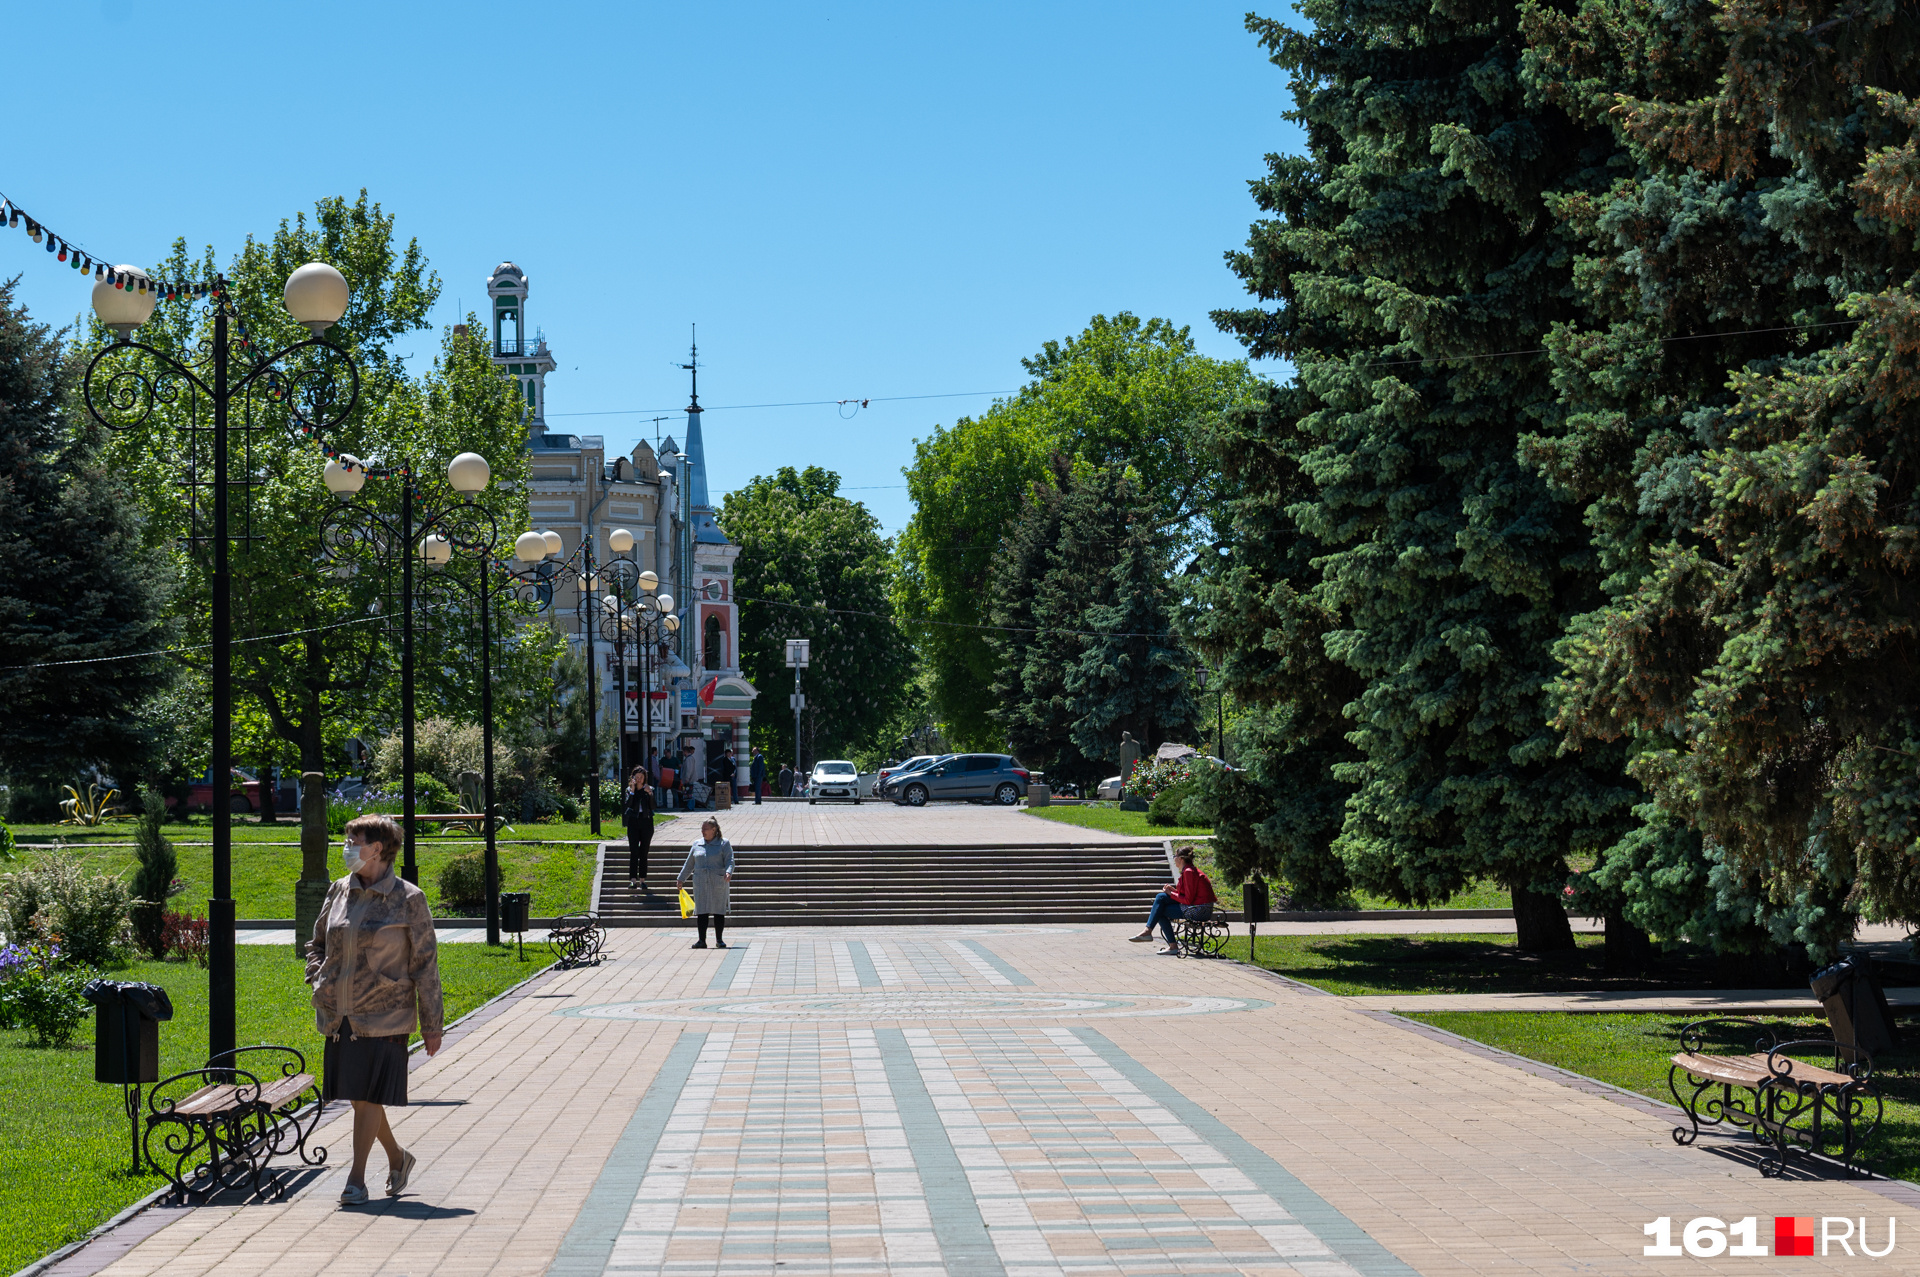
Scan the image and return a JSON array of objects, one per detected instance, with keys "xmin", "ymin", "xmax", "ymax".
[
  {"xmin": 873, "ymin": 754, "xmax": 941, "ymax": 797},
  {"xmin": 1096, "ymin": 775, "xmax": 1124, "ymax": 801},
  {"xmin": 876, "ymin": 754, "xmax": 953, "ymax": 801},
  {"xmin": 808, "ymin": 760, "xmax": 862, "ymax": 804},
  {"xmin": 889, "ymin": 754, "xmax": 1030, "ymax": 807},
  {"xmin": 183, "ymin": 768, "xmax": 279, "ymax": 814}
]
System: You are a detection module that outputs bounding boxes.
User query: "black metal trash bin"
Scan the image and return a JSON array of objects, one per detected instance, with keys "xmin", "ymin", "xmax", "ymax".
[
  {"xmin": 1811, "ymin": 953, "xmax": 1901, "ymax": 1058},
  {"xmin": 500, "ymin": 891, "xmax": 532, "ymax": 934},
  {"xmin": 1244, "ymin": 879, "xmax": 1272, "ymax": 925},
  {"xmin": 83, "ymin": 980, "xmax": 174, "ymax": 1085}
]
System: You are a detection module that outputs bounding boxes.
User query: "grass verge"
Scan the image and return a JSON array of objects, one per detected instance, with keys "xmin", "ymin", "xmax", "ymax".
[
  {"xmin": 1020, "ymin": 805, "xmax": 1211, "ymax": 838},
  {"xmin": 1223, "ymin": 931, "xmax": 1739, "ymax": 996},
  {"xmin": 1176, "ymin": 840, "xmax": 1511, "ymax": 914},
  {"xmin": 11, "ymin": 842, "xmax": 599, "ymax": 921},
  {"xmin": 1407, "ymin": 1011, "xmax": 1920, "ymax": 1183},
  {"xmin": 0, "ymin": 943, "xmax": 547, "ymax": 1274}
]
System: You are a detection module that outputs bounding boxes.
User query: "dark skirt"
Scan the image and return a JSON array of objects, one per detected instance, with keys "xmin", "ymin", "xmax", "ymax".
[{"xmin": 322, "ymin": 1027, "xmax": 410, "ymax": 1105}]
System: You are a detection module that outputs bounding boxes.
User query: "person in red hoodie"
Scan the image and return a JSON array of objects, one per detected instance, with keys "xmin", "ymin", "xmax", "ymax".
[{"xmin": 1129, "ymin": 850, "xmax": 1217, "ymax": 954}]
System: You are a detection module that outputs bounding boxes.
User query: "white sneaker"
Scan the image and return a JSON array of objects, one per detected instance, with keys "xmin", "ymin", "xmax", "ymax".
[{"xmin": 1128, "ymin": 931, "xmax": 1154, "ymax": 943}]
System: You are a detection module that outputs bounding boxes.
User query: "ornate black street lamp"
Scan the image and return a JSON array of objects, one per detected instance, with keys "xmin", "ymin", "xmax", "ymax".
[
  {"xmin": 501, "ymin": 531, "xmax": 673, "ymax": 827},
  {"xmin": 317, "ymin": 451, "xmax": 500, "ymax": 887},
  {"xmin": 84, "ymin": 264, "xmax": 359, "ymax": 1066}
]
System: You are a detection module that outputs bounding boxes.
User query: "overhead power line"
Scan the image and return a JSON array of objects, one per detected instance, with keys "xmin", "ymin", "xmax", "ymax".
[
  {"xmin": 0, "ymin": 613, "xmax": 387, "ymax": 672},
  {"xmin": 546, "ymin": 389, "xmax": 1017, "ymax": 419}
]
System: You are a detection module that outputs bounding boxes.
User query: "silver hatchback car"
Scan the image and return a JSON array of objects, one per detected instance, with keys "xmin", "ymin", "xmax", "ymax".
[{"xmin": 889, "ymin": 754, "xmax": 1030, "ymax": 807}]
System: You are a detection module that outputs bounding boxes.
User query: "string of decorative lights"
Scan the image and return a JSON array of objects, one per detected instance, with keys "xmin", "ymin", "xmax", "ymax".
[{"xmin": 0, "ymin": 188, "xmax": 212, "ymax": 302}]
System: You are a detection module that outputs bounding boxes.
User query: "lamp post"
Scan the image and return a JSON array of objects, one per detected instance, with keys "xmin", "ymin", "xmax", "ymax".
[
  {"xmin": 1197, "ymin": 666, "xmax": 1224, "ymax": 765},
  {"xmin": 318, "ymin": 451, "xmax": 500, "ymax": 887},
  {"xmin": 617, "ymin": 570, "xmax": 679, "ymax": 780},
  {"xmin": 83, "ymin": 265, "xmax": 360, "ymax": 1067},
  {"xmin": 500, "ymin": 531, "xmax": 672, "ymax": 827}
]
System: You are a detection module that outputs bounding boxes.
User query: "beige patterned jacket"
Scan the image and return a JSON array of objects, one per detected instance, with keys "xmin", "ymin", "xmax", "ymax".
[{"xmin": 304, "ymin": 868, "xmax": 443, "ymax": 1039}]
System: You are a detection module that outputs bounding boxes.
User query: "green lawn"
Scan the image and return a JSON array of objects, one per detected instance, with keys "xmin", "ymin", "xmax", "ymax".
[
  {"xmin": 1020, "ymin": 805, "xmax": 1212, "ymax": 838},
  {"xmin": 9, "ymin": 813, "xmax": 672, "ymax": 846},
  {"xmin": 27, "ymin": 841, "xmax": 600, "ymax": 921},
  {"xmin": 0, "ymin": 944, "xmax": 547, "ymax": 1273},
  {"xmin": 1173, "ymin": 839, "xmax": 1511, "ymax": 914},
  {"xmin": 1225, "ymin": 931, "xmax": 1731, "ymax": 995},
  {"xmin": 1408, "ymin": 1011, "xmax": 1920, "ymax": 1183}
]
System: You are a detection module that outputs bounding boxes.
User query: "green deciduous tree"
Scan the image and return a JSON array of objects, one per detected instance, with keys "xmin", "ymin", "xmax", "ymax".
[
  {"xmin": 0, "ymin": 278, "xmax": 174, "ymax": 815},
  {"xmin": 896, "ymin": 315, "xmax": 1260, "ymax": 746},
  {"xmin": 721, "ymin": 465, "xmax": 915, "ymax": 767},
  {"xmin": 92, "ymin": 194, "xmax": 531, "ymax": 788}
]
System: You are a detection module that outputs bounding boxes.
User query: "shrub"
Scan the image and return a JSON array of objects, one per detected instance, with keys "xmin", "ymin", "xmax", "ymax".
[
  {"xmin": 437, "ymin": 852, "xmax": 487, "ymax": 914},
  {"xmin": 0, "ymin": 819, "xmax": 14, "ymax": 863},
  {"xmin": 11, "ymin": 965, "xmax": 91, "ymax": 1046},
  {"xmin": 0, "ymin": 943, "xmax": 90, "ymax": 1045},
  {"xmin": 326, "ymin": 790, "xmax": 403, "ymax": 834},
  {"xmin": 130, "ymin": 786, "xmax": 178, "ymax": 959},
  {"xmin": 161, "ymin": 910, "xmax": 208, "ymax": 966},
  {"xmin": 57, "ymin": 783, "xmax": 126, "ymax": 826},
  {"xmin": 413, "ymin": 774, "xmax": 459, "ymax": 813},
  {"xmin": 0, "ymin": 850, "xmax": 134, "ymax": 966},
  {"xmin": 1126, "ymin": 754, "xmax": 1220, "ymax": 803},
  {"xmin": 1147, "ymin": 781, "xmax": 1198, "ymax": 828}
]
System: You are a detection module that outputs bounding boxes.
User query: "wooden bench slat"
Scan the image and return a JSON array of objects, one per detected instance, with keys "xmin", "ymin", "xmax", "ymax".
[
  {"xmin": 256, "ymin": 1074, "xmax": 315, "ymax": 1109},
  {"xmin": 1673, "ymin": 1051, "xmax": 1857, "ymax": 1089},
  {"xmin": 168, "ymin": 1083, "xmax": 247, "ymax": 1117}
]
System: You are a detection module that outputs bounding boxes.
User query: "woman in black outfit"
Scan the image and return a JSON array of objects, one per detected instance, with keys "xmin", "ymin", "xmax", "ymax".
[{"xmin": 623, "ymin": 767, "xmax": 656, "ymax": 890}]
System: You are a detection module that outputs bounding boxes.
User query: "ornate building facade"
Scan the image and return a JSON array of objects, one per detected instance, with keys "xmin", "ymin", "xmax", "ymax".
[{"xmin": 486, "ymin": 262, "xmax": 758, "ymax": 793}]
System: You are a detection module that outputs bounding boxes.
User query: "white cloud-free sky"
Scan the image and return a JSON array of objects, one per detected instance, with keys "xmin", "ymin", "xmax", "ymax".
[{"xmin": 5, "ymin": 1, "xmax": 1302, "ymax": 533}]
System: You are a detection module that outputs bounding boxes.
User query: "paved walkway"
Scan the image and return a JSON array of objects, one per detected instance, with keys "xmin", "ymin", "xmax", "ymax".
[{"xmin": 67, "ymin": 919, "xmax": 1920, "ymax": 1277}]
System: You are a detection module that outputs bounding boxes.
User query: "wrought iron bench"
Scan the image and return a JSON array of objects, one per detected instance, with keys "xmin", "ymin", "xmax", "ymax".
[
  {"xmin": 1174, "ymin": 907, "xmax": 1229, "ymax": 958},
  {"xmin": 405, "ymin": 811, "xmax": 512, "ymax": 835},
  {"xmin": 144, "ymin": 1045, "xmax": 326, "ymax": 1202},
  {"xmin": 1668, "ymin": 1018, "xmax": 1881, "ymax": 1177},
  {"xmin": 549, "ymin": 911, "xmax": 606, "ymax": 969}
]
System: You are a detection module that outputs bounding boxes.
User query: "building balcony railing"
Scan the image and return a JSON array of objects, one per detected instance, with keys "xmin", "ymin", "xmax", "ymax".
[{"xmin": 494, "ymin": 335, "xmax": 548, "ymax": 356}]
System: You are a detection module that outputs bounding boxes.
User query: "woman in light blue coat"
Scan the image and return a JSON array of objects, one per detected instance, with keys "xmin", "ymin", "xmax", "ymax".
[{"xmin": 677, "ymin": 817, "xmax": 735, "ymax": 949}]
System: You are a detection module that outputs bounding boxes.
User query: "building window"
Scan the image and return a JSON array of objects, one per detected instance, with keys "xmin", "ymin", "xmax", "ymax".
[{"xmin": 704, "ymin": 615, "xmax": 724, "ymax": 671}]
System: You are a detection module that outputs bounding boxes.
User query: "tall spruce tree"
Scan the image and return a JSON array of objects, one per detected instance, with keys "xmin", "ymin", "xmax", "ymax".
[
  {"xmin": 988, "ymin": 457, "xmax": 1101, "ymax": 784},
  {"xmin": 1207, "ymin": 7, "xmax": 1637, "ymax": 949},
  {"xmin": 1187, "ymin": 384, "xmax": 1359, "ymax": 907},
  {"xmin": 1523, "ymin": 0, "xmax": 1920, "ymax": 954},
  {"xmin": 0, "ymin": 278, "xmax": 174, "ymax": 813}
]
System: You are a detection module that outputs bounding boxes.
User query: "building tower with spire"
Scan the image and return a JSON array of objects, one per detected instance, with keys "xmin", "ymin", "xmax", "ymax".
[{"xmin": 487, "ymin": 262, "xmax": 555, "ymax": 438}]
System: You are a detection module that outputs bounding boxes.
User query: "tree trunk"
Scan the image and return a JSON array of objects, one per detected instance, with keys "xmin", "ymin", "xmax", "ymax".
[
  {"xmin": 1511, "ymin": 884, "xmax": 1577, "ymax": 952},
  {"xmin": 1604, "ymin": 911, "xmax": 1654, "ymax": 975}
]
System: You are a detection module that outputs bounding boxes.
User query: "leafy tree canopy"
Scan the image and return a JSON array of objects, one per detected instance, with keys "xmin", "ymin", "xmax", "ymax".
[{"xmin": 895, "ymin": 314, "xmax": 1261, "ymax": 747}]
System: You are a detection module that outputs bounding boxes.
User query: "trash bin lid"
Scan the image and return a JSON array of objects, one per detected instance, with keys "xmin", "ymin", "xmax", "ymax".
[{"xmin": 81, "ymin": 979, "xmax": 175, "ymax": 1021}]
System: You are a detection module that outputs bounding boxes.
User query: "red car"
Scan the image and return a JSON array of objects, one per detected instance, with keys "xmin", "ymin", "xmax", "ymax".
[{"xmin": 183, "ymin": 769, "xmax": 276, "ymax": 814}]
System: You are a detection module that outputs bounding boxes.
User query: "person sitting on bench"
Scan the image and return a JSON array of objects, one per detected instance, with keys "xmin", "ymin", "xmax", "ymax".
[{"xmin": 1129, "ymin": 850, "xmax": 1216, "ymax": 953}]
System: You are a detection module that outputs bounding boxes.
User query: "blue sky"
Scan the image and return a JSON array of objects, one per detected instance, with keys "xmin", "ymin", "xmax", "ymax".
[{"xmin": 4, "ymin": 1, "xmax": 1300, "ymax": 534}]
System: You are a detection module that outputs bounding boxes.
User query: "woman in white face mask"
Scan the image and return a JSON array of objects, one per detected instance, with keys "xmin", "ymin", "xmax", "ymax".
[{"xmin": 304, "ymin": 814, "xmax": 444, "ymax": 1205}]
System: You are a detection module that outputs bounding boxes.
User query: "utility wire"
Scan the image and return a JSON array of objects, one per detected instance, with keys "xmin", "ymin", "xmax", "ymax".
[
  {"xmin": 738, "ymin": 591, "xmax": 1181, "ymax": 643},
  {"xmin": 1350, "ymin": 318, "xmax": 1865, "ymax": 370},
  {"xmin": 0, "ymin": 613, "xmax": 388, "ymax": 672},
  {"xmin": 547, "ymin": 389, "xmax": 1017, "ymax": 418}
]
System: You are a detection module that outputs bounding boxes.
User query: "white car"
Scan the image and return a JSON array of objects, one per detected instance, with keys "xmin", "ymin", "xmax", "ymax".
[
  {"xmin": 1097, "ymin": 775, "xmax": 1124, "ymax": 801},
  {"xmin": 809, "ymin": 760, "xmax": 861, "ymax": 804}
]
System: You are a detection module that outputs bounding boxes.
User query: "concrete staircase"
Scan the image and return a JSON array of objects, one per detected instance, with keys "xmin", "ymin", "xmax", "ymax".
[{"xmin": 594, "ymin": 841, "xmax": 1172, "ymax": 927}]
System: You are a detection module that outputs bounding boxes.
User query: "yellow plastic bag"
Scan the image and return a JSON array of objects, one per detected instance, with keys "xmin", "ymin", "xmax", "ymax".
[{"xmin": 679, "ymin": 888, "xmax": 695, "ymax": 919}]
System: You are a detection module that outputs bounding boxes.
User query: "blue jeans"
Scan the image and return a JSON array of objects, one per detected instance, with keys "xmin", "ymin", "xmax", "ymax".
[{"xmin": 1146, "ymin": 893, "xmax": 1185, "ymax": 945}]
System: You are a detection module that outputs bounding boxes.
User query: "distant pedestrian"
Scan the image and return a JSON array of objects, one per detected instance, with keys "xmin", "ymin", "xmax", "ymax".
[
  {"xmin": 778, "ymin": 762, "xmax": 793, "ymax": 798},
  {"xmin": 306, "ymin": 814, "xmax": 441, "ymax": 1205},
  {"xmin": 677, "ymin": 817, "xmax": 734, "ymax": 949},
  {"xmin": 750, "ymin": 748, "xmax": 767, "ymax": 804},
  {"xmin": 623, "ymin": 767, "xmax": 655, "ymax": 891}
]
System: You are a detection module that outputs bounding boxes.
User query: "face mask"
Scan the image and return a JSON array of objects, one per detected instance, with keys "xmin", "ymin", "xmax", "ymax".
[{"xmin": 342, "ymin": 841, "xmax": 362, "ymax": 872}]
